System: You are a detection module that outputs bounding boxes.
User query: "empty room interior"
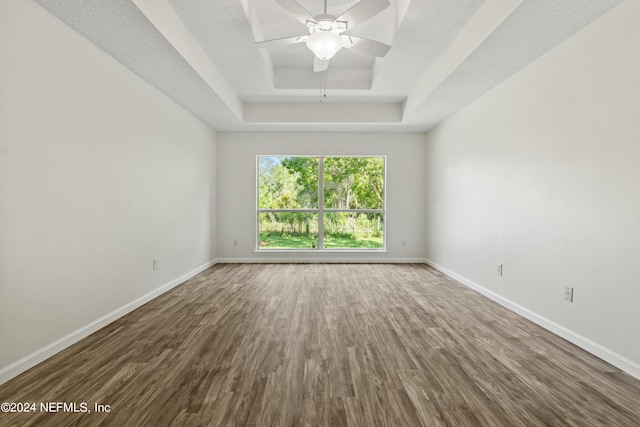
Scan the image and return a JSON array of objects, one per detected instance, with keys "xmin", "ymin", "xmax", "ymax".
[{"xmin": 1, "ymin": 0, "xmax": 639, "ymax": 425}]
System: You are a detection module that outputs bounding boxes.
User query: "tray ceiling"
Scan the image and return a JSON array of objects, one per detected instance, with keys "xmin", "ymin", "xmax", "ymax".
[{"xmin": 34, "ymin": 0, "xmax": 623, "ymax": 132}]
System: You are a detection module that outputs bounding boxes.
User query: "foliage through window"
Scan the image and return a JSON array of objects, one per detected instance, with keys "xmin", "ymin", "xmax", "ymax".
[{"xmin": 258, "ymin": 156, "xmax": 385, "ymax": 250}]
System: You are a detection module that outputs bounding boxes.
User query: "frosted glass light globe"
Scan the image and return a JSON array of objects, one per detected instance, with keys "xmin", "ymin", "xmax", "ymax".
[{"xmin": 306, "ymin": 31, "xmax": 343, "ymax": 60}]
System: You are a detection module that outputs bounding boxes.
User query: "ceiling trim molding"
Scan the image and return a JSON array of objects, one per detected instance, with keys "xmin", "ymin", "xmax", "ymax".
[
  {"xmin": 402, "ymin": 0, "xmax": 524, "ymax": 121},
  {"xmin": 130, "ymin": 0, "xmax": 243, "ymax": 120},
  {"xmin": 244, "ymin": 103, "xmax": 402, "ymax": 124}
]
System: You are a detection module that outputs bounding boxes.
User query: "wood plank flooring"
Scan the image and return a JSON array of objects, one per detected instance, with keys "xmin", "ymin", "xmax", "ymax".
[{"xmin": 1, "ymin": 263, "xmax": 639, "ymax": 426}]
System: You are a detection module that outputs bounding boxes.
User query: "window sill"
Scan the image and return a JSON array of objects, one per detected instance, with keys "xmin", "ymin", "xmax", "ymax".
[{"xmin": 253, "ymin": 249, "xmax": 388, "ymax": 254}]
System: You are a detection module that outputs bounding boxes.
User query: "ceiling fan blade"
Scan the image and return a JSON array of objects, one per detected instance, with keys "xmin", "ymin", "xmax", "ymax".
[
  {"xmin": 343, "ymin": 35, "xmax": 391, "ymax": 57},
  {"xmin": 273, "ymin": 0, "xmax": 316, "ymax": 25},
  {"xmin": 314, "ymin": 57, "xmax": 330, "ymax": 72},
  {"xmin": 336, "ymin": 0, "xmax": 390, "ymax": 28},
  {"xmin": 255, "ymin": 35, "xmax": 307, "ymax": 48}
]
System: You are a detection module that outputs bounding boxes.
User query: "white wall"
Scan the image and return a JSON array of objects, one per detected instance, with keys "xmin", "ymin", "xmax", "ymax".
[
  {"xmin": 0, "ymin": 0, "xmax": 217, "ymax": 382},
  {"xmin": 424, "ymin": 0, "xmax": 640, "ymax": 377},
  {"xmin": 217, "ymin": 132, "xmax": 427, "ymax": 262}
]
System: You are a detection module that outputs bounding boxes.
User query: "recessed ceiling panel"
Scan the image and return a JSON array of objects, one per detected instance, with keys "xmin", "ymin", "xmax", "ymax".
[{"xmin": 30, "ymin": 0, "xmax": 625, "ymax": 131}]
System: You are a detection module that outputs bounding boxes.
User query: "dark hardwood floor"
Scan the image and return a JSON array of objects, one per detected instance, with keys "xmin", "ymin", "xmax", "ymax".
[{"xmin": 1, "ymin": 263, "xmax": 639, "ymax": 426}]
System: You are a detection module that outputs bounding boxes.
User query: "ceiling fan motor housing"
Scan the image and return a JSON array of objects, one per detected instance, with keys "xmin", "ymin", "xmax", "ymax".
[{"xmin": 315, "ymin": 14, "xmax": 338, "ymax": 31}]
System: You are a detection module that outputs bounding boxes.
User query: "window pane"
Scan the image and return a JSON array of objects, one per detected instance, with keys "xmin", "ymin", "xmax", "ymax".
[
  {"xmin": 323, "ymin": 157, "xmax": 384, "ymax": 210},
  {"xmin": 259, "ymin": 212, "xmax": 319, "ymax": 249},
  {"xmin": 323, "ymin": 212, "xmax": 384, "ymax": 249},
  {"xmin": 259, "ymin": 156, "xmax": 318, "ymax": 209}
]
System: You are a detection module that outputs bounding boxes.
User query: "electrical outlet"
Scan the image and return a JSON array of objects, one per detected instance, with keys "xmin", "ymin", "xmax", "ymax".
[
  {"xmin": 234, "ymin": 240, "xmax": 238, "ymax": 247},
  {"xmin": 497, "ymin": 263, "xmax": 503, "ymax": 276},
  {"xmin": 564, "ymin": 286, "xmax": 574, "ymax": 302},
  {"xmin": 153, "ymin": 259, "xmax": 159, "ymax": 271},
  {"xmin": 401, "ymin": 240, "xmax": 406, "ymax": 247}
]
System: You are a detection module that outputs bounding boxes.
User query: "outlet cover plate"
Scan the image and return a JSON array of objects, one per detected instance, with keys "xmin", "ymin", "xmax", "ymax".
[{"xmin": 564, "ymin": 286, "xmax": 574, "ymax": 302}]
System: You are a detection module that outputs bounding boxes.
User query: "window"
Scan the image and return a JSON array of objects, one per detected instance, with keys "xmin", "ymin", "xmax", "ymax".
[{"xmin": 258, "ymin": 156, "xmax": 385, "ymax": 250}]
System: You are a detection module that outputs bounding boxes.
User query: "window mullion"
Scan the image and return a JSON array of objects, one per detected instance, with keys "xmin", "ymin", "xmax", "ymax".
[{"xmin": 318, "ymin": 157, "xmax": 325, "ymax": 250}]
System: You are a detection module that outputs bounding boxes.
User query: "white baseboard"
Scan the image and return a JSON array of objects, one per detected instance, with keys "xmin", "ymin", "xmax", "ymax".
[
  {"xmin": 424, "ymin": 259, "xmax": 640, "ymax": 380},
  {"xmin": 6, "ymin": 258, "xmax": 636, "ymax": 385},
  {"xmin": 0, "ymin": 260, "xmax": 217, "ymax": 386},
  {"xmin": 216, "ymin": 257, "xmax": 428, "ymax": 264}
]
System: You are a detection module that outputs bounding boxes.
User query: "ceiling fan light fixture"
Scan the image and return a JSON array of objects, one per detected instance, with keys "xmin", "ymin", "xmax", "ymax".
[{"xmin": 305, "ymin": 30, "xmax": 343, "ymax": 60}]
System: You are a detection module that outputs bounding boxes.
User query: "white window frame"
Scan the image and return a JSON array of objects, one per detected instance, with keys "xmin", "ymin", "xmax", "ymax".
[{"xmin": 256, "ymin": 155, "xmax": 386, "ymax": 251}]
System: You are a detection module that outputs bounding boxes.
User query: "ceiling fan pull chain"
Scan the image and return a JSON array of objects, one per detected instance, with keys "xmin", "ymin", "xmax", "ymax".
[
  {"xmin": 323, "ymin": 71, "xmax": 327, "ymax": 99},
  {"xmin": 320, "ymin": 69, "xmax": 327, "ymax": 102}
]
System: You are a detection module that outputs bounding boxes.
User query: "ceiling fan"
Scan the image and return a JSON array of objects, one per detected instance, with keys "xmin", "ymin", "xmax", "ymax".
[{"xmin": 256, "ymin": 0, "xmax": 392, "ymax": 72}]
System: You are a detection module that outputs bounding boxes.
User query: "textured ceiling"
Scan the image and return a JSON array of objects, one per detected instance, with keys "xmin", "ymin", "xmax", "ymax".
[{"xmin": 34, "ymin": 0, "xmax": 623, "ymax": 132}]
